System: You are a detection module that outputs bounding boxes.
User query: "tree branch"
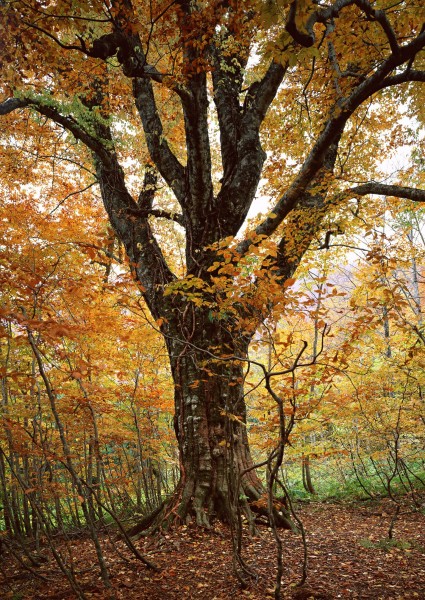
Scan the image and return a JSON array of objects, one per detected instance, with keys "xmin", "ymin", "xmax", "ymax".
[
  {"xmin": 0, "ymin": 94, "xmax": 115, "ymax": 166},
  {"xmin": 243, "ymin": 61, "xmax": 288, "ymax": 132},
  {"xmin": 349, "ymin": 183, "xmax": 425, "ymax": 202},
  {"xmin": 0, "ymin": 90, "xmax": 176, "ymax": 316},
  {"xmin": 353, "ymin": 0, "xmax": 400, "ymax": 57},
  {"xmin": 212, "ymin": 60, "xmax": 288, "ymax": 238},
  {"xmin": 21, "ymin": 17, "xmax": 167, "ymax": 82},
  {"xmin": 0, "ymin": 97, "xmax": 29, "ymax": 115},
  {"xmin": 179, "ymin": 71, "xmax": 215, "ymax": 251},
  {"xmin": 211, "ymin": 37, "xmax": 246, "ymax": 183},
  {"xmin": 127, "ymin": 207, "xmax": 184, "ymax": 226},
  {"xmin": 378, "ymin": 69, "xmax": 425, "ymax": 90},
  {"xmin": 49, "ymin": 181, "xmax": 98, "ymax": 214},
  {"xmin": 138, "ymin": 165, "xmax": 158, "ymax": 209},
  {"xmin": 132, "ymin": 78, "xmax": 186, "ymax": 207},
  {"xmin": 286, "ymin": 0, "xmax": 354, "ymax": 48},
  {"xmin": 94, "ymin": 154, "xmax": 176, "ymax": 316},
  {"xmin": 236, "ymin": 27, "xmax": 425, "ymax": 257},
  {"xmin": 286, "ymin": 0, "xmax": 400, "ymax": 54}
]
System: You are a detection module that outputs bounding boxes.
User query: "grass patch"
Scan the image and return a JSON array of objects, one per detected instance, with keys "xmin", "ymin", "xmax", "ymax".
[{"xmin": 358, "ymin": 537, "xmax": 423, "ymax": 552}]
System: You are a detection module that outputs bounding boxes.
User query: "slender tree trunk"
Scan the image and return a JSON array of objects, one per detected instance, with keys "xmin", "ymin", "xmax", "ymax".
[{"xmin": 302, "ymin": 455, "xmax": 316, "ymax": 495}]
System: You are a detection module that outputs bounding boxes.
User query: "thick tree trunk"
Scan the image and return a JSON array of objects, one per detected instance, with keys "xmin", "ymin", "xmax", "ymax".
[
  {"xmin": 169, "ymin": 340, "xmax": 255, "ymax": 525},
  {"xmin": 135, "ymin": 307, "xmax": 294, "ymax": 531}
]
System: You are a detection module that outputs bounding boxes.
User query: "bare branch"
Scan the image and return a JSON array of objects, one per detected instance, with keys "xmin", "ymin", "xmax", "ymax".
[
  {"xmin": 132, "ymin": 78, "xmax": 186, "ymax": 206},
  {"xmin": 349, "ymin": 183, "xmax": 425, "ymax": 202},
  {"xmin": 22, "ymin": 19, "xmax": 89, "ymax": 53},
  {"xmin": 49, "ymin": 181, "xmax": 98, "ymax": 214},
  {"xmin": 0, "ymin": 97, "xmax": 29, "ymax": 115}
]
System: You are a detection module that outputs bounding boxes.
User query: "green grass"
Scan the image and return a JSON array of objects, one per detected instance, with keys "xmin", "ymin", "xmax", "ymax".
[
  {"xmin": 283, "ymin": 459, "xmax": 425, "ymax": 503},
  {"xmin": 358, "ymin": 537, "xmax": 424, "ymax": 552}
]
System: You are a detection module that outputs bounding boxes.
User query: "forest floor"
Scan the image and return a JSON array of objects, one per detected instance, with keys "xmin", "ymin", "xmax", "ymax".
[{"xmin": 2, "ymin": 499, "xmax": 425, "ymax": 600}]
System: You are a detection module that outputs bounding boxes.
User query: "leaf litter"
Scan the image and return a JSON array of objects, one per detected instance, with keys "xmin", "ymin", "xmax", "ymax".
[{"xmin": 2, "ymin": 501, "xmax": 424, "ymax": 600}]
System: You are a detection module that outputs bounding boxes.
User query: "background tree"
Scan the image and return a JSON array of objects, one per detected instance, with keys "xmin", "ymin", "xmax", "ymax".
[{"xmin": 0, "ymin": 0, "xmax": 424, "ymax": 528}]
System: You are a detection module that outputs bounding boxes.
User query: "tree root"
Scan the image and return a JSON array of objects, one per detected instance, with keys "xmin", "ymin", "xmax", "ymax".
[
  {"xmin": 126, "ymin": 500, "xmax": 167, "ymax": 538},
  {"xmin": 250, "ymin": 500, "xmax": 297, "ymax": 531},
  {"xmin": 126, "ymin": 490, "xmax": 296, "ymax": 539}
]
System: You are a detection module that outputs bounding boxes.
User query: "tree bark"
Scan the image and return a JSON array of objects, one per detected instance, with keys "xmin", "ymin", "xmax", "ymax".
[
  {"xmin": 302, "ymin": 455, "xmax": 316, "ymax": 495},
  {"xmin": 133, "ymin": 306, "xmax": 294, "ymax": 530}
]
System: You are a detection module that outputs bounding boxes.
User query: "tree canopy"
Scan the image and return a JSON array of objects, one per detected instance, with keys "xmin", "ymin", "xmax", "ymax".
[{"xmin": 0, "ymin": 0, "xmax": 425, "ymax": 596}]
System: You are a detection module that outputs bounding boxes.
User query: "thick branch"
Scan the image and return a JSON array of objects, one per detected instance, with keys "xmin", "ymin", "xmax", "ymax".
[
  {"xmin": 180, "ymin": 73, "xmax": 214, "ymax": 234},
  {"xmin": 213, "ymin": 61, "xmax": 287, "ymax": 238},
  {"xmin": 86, "ymin": 111, "xmax": 177, "ymax": 314},
  {"xmin": 0, "ymin": 95, "xmax": 112, "ymax": 164},
  {"xmin": 133, "ymin": 78, "xmax": 186, "ymax": 206},
  {"xmin": 237, "ymin": 28, "xmax": 425, "ymax": 256},
  {"xmin": 95, "ymin": 157, "xmax": 176, "ymax": 316},
  {"xmin": 0, "ymin": 97, "xmax": 29, "ymax": 114},
  {"xmin": 127, "ymin": 207, "xmax": 184, "ymax": 226},
  {"xmin": 286, "ymin": 0, "xmax": 400, "ymax": 54},
  {"xmin": 349, "ymin": 183, "xmax": 425, "ymax": 202},
  {"xmin": 211, "ymin": 39, "xmax": 246, "ymax": 183},
  {"xmin": 243, "ymin": 62, "xmax": 288, "ymax": 133},
  {"xmin": 91, "ymin": 31, "xmax": 166, "ymax": 81},
  {"xmin": 378, "ymin": 69, "xmax": 425, "ymax": 90},
  {"xmin": 138, "ymin": 165, "xmax": 158, "ymax": 209}
]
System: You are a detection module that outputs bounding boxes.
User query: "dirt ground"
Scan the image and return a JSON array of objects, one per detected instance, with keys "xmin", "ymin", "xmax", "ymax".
[{"xmin": 2, "ymin": 500, "xmax": 425, "ymax": 599}]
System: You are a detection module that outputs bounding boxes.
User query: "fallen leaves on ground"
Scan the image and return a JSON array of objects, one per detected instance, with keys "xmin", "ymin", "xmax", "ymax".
[{"xmin": 1, "ymin": 501, "xmax": 424, "ymax": 599}]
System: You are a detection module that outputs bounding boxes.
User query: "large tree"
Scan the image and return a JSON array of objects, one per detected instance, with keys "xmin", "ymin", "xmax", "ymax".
[{"xmin": 0, "ymin": 0, "xmax": 424, "ymax": 528}]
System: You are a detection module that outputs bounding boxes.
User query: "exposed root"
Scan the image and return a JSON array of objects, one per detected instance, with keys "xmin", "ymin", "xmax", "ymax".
[
  {"xmin": 127, "ymin": 489, "xmax": 296, "ymax": 541},
  {"xmin": 126, "ymin": 500, "xmax": 168, "ymax": 538}
]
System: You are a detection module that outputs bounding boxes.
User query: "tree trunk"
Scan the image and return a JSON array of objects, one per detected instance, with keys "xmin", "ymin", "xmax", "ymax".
[
  {"xmin": 302, "ymin": 455, "xmax": 316, "ymax": 495},
  {"xmin": 170, "ymin": 341, "xmax": 253, "ymax": 525},
  {"xmin": 130, "ymin": 306, "xmax": 294, "ymax": 531}
]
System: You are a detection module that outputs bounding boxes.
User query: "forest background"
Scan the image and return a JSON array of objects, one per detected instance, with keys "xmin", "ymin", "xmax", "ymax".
[{"xmin": 0, "ymin": 0, "xmax": 425, "ymax": 598}]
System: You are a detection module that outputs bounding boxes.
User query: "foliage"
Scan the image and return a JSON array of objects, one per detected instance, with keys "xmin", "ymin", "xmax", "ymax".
[{"xmin": 0, "ymin": 0, "xmax": 425, "ymax": 596}]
